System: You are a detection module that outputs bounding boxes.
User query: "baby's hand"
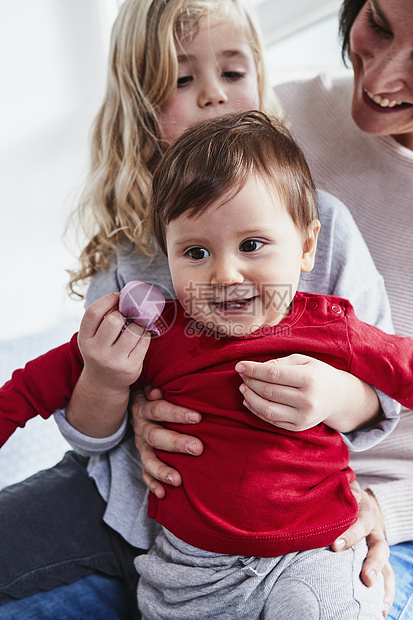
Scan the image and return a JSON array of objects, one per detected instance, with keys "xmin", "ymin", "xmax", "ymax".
[
  {"xmin": 78, "ymin": 292, "xmax": 151, "ymax": 394},
  {"xmin": 235, "ymin": 354, "xmax": 377, "ymax": 433}
]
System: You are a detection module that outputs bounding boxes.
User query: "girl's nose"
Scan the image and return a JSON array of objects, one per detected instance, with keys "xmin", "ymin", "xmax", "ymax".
[{"xmin": 198, "ymin": 78, "xmax": 228, "ymax": 108}]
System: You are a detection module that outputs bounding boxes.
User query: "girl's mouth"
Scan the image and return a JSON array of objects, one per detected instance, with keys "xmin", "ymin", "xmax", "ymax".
[{"xmin": 364, "ymin": 90, "xmax": 412, "ymax": 112}]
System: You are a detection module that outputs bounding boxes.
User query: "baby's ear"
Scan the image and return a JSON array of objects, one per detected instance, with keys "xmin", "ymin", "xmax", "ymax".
[{"xmin": 301, "ymin": 219, "xmax": 320, "ymax": 273}]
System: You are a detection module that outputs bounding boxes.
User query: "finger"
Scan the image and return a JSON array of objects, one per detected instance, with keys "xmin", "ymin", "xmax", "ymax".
[
  {"xmin": 131, "ymin": 392, "xmax": 201, "ymax": 425},
  {"xmin": 116, "ymin": 322, "xmax": 151, "ymax": 359},
  {"xmin": 331, "ymin": 507, "xmax": 376, "ymax": 552},
  {"xmin": 95, "ymin": 309, "xmax": 129, "ymax": 344},
  {"xmin": 143, "ymin": 422, "xmax": 203, "ymax": 456},
  {"xmin": 138, "ymin": 442, "xmax": 182, "ymax": 494},
  {"xmin": 381, "ymin": 562, "xmax": 395, "ymax": 617},
  {"xmin": 142, "ymin": 469, "xmax": 167, "ymax": 499},
  {"xmin": 359, "ymin": 537, "xmax": 390, "ymax": 587},
  {"xmin": 126, "ymin": 329, "xmax": 151, "ymax": 375},
  {"xmin": 240, "ymin": 383, "xmax": 297, "ymax": 429},
  {"xmin": 142, "ymin": 471, "xmax": 166, "ymax": 499},
  {"xmin": 349, "ymin": 480, "xmax": 363, "ymax": 505},
  {"xmin": 144, "ymin": 385, "xmax": 164, "ymax": 401},
  {"xmin": 236, "ymin": 355, "xmax": 310, "ymax": 388},
  {"xmin": 80, "ymin": 293, "xmax": 120, "ymax": 338},
  {"xmin": 240, "ymin": 377, "xmax": 302, "ymax": 408}
]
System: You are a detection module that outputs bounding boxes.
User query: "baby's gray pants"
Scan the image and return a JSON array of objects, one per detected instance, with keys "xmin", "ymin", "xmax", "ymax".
[{"xmin": 135, "ymin": 529, "xmax": 384, "ymax": 619}]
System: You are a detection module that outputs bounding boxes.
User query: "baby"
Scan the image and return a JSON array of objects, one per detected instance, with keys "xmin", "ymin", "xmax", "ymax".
[{"xmin": 2, "ymin": 111, "xmax": 412, "ymax": 619}]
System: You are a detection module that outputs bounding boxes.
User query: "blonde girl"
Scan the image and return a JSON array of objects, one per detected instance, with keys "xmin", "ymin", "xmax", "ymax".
[
  {"xmin": 69, "ymin": 0, "xmax": 277, "ymax": 295},
  {"xmin": 0, "ymin": 1, "xmax": 395, "ymax": 618}
]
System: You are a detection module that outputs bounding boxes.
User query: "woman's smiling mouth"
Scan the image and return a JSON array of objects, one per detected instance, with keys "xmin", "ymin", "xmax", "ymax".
[{"xmin": 364, "ymin": 90, "xmax": 411, "ymax": 112}]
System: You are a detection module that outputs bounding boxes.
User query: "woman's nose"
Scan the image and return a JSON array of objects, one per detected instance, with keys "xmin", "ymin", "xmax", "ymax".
[
  {"xmin": 365, "ymin": 48, "xmax": 412, "ymax": 94},
  {"xmin": 198, "ymin": 78, "xmax": 228, "ymax": 107}
]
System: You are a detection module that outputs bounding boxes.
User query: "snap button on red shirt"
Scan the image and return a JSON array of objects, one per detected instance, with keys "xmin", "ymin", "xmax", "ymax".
[{"xmin": 331, "ymin": 304, "xmax": 342, "ymax": 314}]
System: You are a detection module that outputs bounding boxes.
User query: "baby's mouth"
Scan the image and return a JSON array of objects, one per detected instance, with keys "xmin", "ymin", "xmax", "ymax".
[
  {"xmin": 212, "ymin": 297, "xmax": 257, "ymax": 312},
  {"xmin": 365, "ymin": 90, "xmax": 410, "ymax": 109}
]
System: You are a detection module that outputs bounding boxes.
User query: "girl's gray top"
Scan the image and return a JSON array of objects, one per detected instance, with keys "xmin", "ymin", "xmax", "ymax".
[{"xmin": 56, "ymin": 189, "xmax": 399, "ymax": 550}]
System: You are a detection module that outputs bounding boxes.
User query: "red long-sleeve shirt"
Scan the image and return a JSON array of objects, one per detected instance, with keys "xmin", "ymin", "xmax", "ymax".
[{"xmin": 1, "ymin": 292, "xmax": 412, "ymax": 556}]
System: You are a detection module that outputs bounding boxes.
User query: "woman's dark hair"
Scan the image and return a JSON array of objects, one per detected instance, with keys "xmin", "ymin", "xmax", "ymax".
[{"xmin": 339, "ymin": 0, "xmax": 366, "ymax": 64}]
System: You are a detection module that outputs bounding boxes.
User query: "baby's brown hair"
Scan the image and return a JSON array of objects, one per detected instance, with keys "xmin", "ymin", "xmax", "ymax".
[{"xmin": 151, "ymin": 110, "xmax": 317, "ymax": 254}]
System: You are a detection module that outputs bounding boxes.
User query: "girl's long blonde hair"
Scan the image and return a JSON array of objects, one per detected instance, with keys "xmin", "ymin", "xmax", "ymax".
[{"xmin": 68, "ymin": 0, "xmax": 280, "ymax": 296}]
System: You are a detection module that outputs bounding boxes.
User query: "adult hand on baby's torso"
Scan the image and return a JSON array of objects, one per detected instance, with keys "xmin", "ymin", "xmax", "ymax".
[{"xmin": 130, "ymin": 386, "xmax": 203, "ymax": 498}]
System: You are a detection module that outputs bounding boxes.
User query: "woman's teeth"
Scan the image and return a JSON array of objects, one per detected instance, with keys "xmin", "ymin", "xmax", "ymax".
[{"xmin": 366, "ymin": 90, "xmax": 402, "ymax": 108}]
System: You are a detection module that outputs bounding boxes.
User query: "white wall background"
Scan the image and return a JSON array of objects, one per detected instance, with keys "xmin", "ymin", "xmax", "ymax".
[
  {"xmin": 0, "ymin": 0, "xmax": 119, "ymax": 486},
  {"xmin": 0, "ymin": 0, "xmax": 119, "ymax": 340},
  {"xmin": 0, "ymin": 0, "xmax": 350, "ymax": 487}
]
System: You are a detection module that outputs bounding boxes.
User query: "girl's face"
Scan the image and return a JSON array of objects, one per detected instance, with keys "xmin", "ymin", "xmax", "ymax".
[
  {"xmin": 157, "ymin": 15, "xmax": 260, "ymax": 146},
  {"xmin": 349, "ymin": 0, "xmax": 413, "ymax": 149}
]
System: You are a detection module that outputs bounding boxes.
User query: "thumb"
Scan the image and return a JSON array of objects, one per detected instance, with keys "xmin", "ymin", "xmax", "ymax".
[
  {"xmin": 270, "ymin": 353, "xmax": 312, "ymax": 366},
  {"xmin": 144, "ymin": 384, "xmax": 164, "ymax": 401}
]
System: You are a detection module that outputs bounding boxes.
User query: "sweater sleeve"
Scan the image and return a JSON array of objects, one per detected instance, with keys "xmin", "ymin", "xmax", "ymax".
[
  {"xmin": 54, "ymin": 407, "xmax": 129, "ymax": 457},
  {"xmin": 368, "ymin": 477, "xmax": 413, "ymax": 546},
  {"xmin": 0, "ymin": 333, "xmax": 83, "ymax": 447}
]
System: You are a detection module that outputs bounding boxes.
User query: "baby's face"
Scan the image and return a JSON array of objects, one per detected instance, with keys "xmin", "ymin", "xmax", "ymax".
[{"xmin": 166, "ymin": 175, "xmax": 318, "ymax": 337}]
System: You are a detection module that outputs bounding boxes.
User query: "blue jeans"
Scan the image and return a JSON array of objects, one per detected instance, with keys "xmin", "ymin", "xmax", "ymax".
[
  {"xmin": 388, "ymin": 542, "xmax": 413, "ymax": 620},
  {"xmin": 0, "ymin": 574, "xmax": 133, "ymax": 620},
  {"xmin": 0, "ymin": 452, "xmax": 141, "ymax": 618}
]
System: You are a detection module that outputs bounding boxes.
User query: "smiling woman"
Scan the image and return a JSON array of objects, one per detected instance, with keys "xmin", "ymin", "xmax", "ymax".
[
  {"xmin": 348, "ymin": 0, "xmax": 413, "ymax": 148},
  {"xmin": 274, "ymin": 0, "xmax": 413, "ymax": 617}
]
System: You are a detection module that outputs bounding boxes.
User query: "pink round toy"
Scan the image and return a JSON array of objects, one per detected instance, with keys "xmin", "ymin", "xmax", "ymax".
[{"xmin": 119, "ymin": 281, "xmax": 165, "ymax": 335}]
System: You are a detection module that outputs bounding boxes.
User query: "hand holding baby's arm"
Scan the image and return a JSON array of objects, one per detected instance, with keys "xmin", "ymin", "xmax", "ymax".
[
  {"xmin": 66, "ymin": 292, "xmax": 151, "ymax": 438},
  {"xmin": 235, "ymin": 354, "xmax": 380, "ymax": 433}
]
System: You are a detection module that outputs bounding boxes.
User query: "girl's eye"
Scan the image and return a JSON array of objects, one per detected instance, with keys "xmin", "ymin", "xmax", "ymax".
[
  {"xmin": 177, "ymin": 75, "xmax": 193, "ymax": 88},
  {"xmin": 223, "ymin": 71, "xmax": 245, "ymax": 82},
  {"xmin": 186, "ymin": 247, "xmax": 210, "ymax": 260},
  {"xmin": 240, "ymin": 239, "xmax": 264, "ymax": 253},
  {"xmin": 366, "ymin": 8, "xmax": 391, "ymax": 35}
]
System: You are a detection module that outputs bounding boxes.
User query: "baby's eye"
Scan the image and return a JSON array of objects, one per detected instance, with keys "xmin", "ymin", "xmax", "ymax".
[
  {"xmin": 186, "ymin": 247, "xmax": 210, "ymax": 260},
  {"xmin": 240, "ymin": 239, "xmax": 264, "ymax": 253},
  {"xmin": 177, "ymin": 75, "xmax": 193, "ymax": 88},
  {"xmin": 223, "ymin": 71, "xmax": 245, "ymax": 82}
]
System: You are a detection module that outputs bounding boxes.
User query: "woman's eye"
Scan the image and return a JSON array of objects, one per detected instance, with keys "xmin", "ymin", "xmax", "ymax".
[
  {"xmin": 177, "ymin": 75, "xmax": 193, "ymax": 88},
  {"xmin": 186, "ymin": 247, "xmax": 209, "ymax": 260},
  {"xmin": 223, "ymin": 71, "xmax": 245, "ymax": 82},
  {"xmin": 366, "ymin": 8, "xmax": 391, "ymax": 35},
  {"xmin": 240, "ymin": 239, "xmax": 263, "ymax": 253}
]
